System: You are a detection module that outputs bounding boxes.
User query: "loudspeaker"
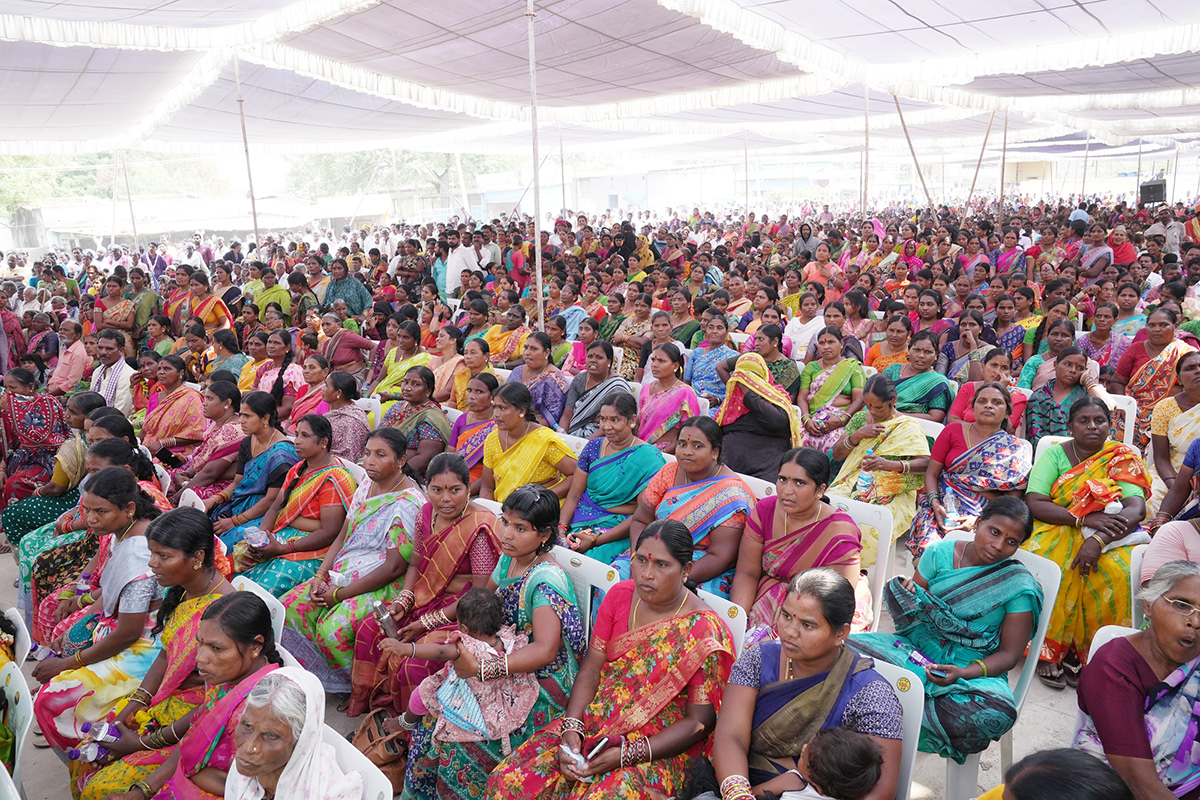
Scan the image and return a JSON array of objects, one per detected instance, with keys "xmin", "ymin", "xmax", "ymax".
[{"xmin": 1140, "ymin": 180, "xmax": 1166, "ymax": 204}]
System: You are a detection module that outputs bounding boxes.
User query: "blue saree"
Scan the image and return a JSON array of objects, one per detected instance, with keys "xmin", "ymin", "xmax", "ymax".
[{"xmin": 213, "ymin": 440, "xmax": 299, "ymax": 550}]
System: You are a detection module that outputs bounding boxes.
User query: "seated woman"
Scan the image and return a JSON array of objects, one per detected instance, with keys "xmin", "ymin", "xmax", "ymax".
[
  {"xmin": 853, "ymin": 497, "xmax": 1042, "ymax": 763},
  {"xmin": 0, "ymin": 391, "xmax": 104, "ymax": 547},
  {"xmin": 450, "ymin": 373, "xmax": 499, "ymax": 488},
  {"xmin": 713, "ymin": 569, "xmax": 903, "ymax": 800},
  {"xmin": 684, "ymin": 312, "xmax": 739, "ymax": 411},
  {"xmin": 1147, "ymin": 351, "xmax": 1200, "ymax": 519},
  {"xmin": 559, "ymin": 392, "xmax": 666, "ymax": 565},
  {"xmin": 829, "ymin": 374, "xmax": 931, "ymax": 567},
  {"xmin": 947, "ymin": 348, "xmax": 1027, "ymax": 432},
  {"xmin": 877, "ymin": 330, "xmax": 954, "ymax": 422},
  {"xmin": 0, "ymin": 367, "xmax": 73, "ymax": 511},
  {"xmin": 230, "ymin": 415, "xmax": 354, "ymax": 598},
  {"xmin": 369, "ymin": 320, "xmax": 433, "ymax": 421},
  {"xmin": 380, "ymin": 366, "xmax": 451, "ymax": 482},
  {"xmin": 401, "ymin": 485, "xmax": 585, "ymax": 800},
  {"xmin": 129, "ymin": 351, "xmax": 163, "ymax": 430},
  {"xmin": 483, "ymin": 304, "xmax": 532, "ymax": 369},
  {"xmin": 1117, "ymin": 306, "xmax": 1198, "ymax": 454},
  {"xmin": 1024, "ymin": 397, "xmax": 1148, "ymax": 688},
  {"xmin": 225, "ymin": 669, "xmax": 363, "ymax": 800},
  {"xmin": 141, "ymin": 354, "xmax": 206, "ymax": 470},
  {"xmin": 717, "ymin": 352, "xmax": 802, "ymax": 482},
  {"xmin": 206, "ymin": 392, "xmax": 299, "ymax": 551},
  {"xmin": 797, "ymin": 326, "xmax": 865, "ymax": 453},
  {"xmin": 481, "ymin": 382, "xmax": 577, "ymax": 503},
  {"xmin": 282, "ymin": 428, "xmax": 423, "ymax": 687},
  {"xmin": 254, "ymin": 330, "xmax": 305, "ymax": 423},
  {"xmin": 558, "ymin": 340, "xmax": 632, "ymax": 438},
  {"xmin": 95, "ymin": 592, "xmax": 281, "ymax": 800},
  {"xmin": 439, "ymin": 336, "xmax": 494, "ymax": 412},
  {"xmin": 865, "ymin": 315, "xmax": 911, "ymax": 370},
  {"xmin": 32, "ymin": 467, "xmax": 165, "ymax": 752},
  {"xmin": 720, "ymin": 324, "xmax": 802, "ymax": 403},
  {"xmin": 731, "ymin": 447, "xmax": 873, "ymax": 640},
  {"xmin": 319, "ymin": 312, "xmax": 376, "ymax": 386},
  {"xmin": 321, "ymin": 371, "xmax": 370, "ymax": 465},
  {"xmin": 75, "ymin": 508, "xmax": 234, "ymax": 800},
  {"xmin": 238, "ymin": 331, "xmax": 269, "ymax": 393},
  {"xmin": 937, "ymin": 310, "xmax": 993, "ymax": 383},
  {"xmin": 908, "ymin": 383, "xmax": 1033, "ymax": 560},
  {"xmin": 623, "ymin": 417, "xmax": 754, "ymax": 597},
  {"xmin": 347, "ymin": 453, "xmax": 497, "ymax": 717},
  {"xmin": 545, "ymin": 314, "xmax": 583, "ymax": 375},
  {"xmin": 1018, "ymin": 317, "xmax": 1101, "ymax": 392},
  {"xmin": 1024, "ymin": 345, "xmax": 1095, "ymax": 452},
  {"xmin": 507, "ymin": 332, "xmax": 571, "ymax": 430},
  {"xmin": 490, "ymin": 520, "xmax": 735, "ymax": 798},
  {"xmin": 1075, "ymin": 560, "xmax": 1200, "ymax": 799},
  {"xmin": 171, "ymin": 381, "xmax": 243, "ymax": 501},
  {"xmin": 638, "ymin": 342, "xmax": 701, "ymax": 454},
  {"xmin": 288, "ymin": 354, "xmax": 330, "ymax": 431}
]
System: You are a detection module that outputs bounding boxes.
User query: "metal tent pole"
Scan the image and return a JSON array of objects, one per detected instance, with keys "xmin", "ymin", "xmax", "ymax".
[
  {"xmin": 999, "ymin": 110, "xmax": 1009, "ymax": 213},
  {"xmin": 1172, "ymin": 144, "xmax": 1180, "ymax": 202},
  {"xmin": 558, "ymin": 122, "xmax": 566, "ymax": 214},
  {"xmin": 233, "ymin": 53, "xmax": 261, "ymax": 257},
  {"xmin": 863, "ymin": 87, "xmax": 870, "ymax": 213},
  {"xmin": 743, "ymin": 130, "xmax": 749, "ymax": 215},
  {"xmin": 120, "ymin": 151, "xmax": 139, "ymax": 252},
  {"xmin": 892, "ymin": 95, "xmax": 934, "ymax": 211},
  {"xmin": 1136, "ymin": 137, "xmax": 1143, "ymax": 200},
  {"xmin": 525, "ymin": 0, "xmax": 544, "ymax": 333},
  {"xmin": 1081, "ymin": 134, "xmax": 1090, "ymax": 199},
  {"xmin": 963, "ymin": 110, "xmax": 997, "ymax": 218}
]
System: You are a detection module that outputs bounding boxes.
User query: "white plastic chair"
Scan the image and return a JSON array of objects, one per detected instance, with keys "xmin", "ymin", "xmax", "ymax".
[
  {"xmin": 946, "ymin": 380, "xmax": 959, "ymax": 399},
  {"xmin": 909, "ymin": 415, "xmax": 945, "ymax": 443},
  {"xmin": 558, "ymin": 433, "xmax": 590, "ymax": 458},
  {"xmin": 697, "ymin": 590, "xmax": 748, "ymax": 656},
  {"xmin": 613, "ymin": 348, "xmax": 624, "ymax": 376},
  {"xmin": 2, "ymin": 609, "xmax": 29, "ymax": 667},
  {"xmin": 178, "ymin": 488, "xmax": 206, "ymax": 511},
  {"xmin": 1070, "ymin": 625, "xmax": 1138, "ymax": 740},
  {"xmin": 232, "ymin": 576, "xmax": 285, "ymax": 643},
  {"xmin": 474, "ymin": 498, "xmax": 503, "ymax": 517},
  {"xmin": 549, "ymin": 546, "xmax": 620, "ymax": 640},
  {"xmin": 1108, "ymin": 393, "xmax": 1137, "ymax": 449},
  {"xmin": 0, "ymin": 662, "xmax": 33, "ymax": 798},
  {"xmin": 867, "ymin": 660, "xmax": 925, "ymax": 800},
  {"xmin": 183, "ymin": 381, "xmax": 202, "ymax": 392},
  {"xmin": 1033, "ymin": 434, "xmax": 1070, "ymax": 465},
  {"xmin": 342, "ymin": 459, "xmax": 368, "ymax": 488},
  {"xmin": 155, "ymin": 463, "xmax": 172, "ymax": 495},
  {"xmin": 862, "ymin": 365, "xmax": 878, "ymax": 377},
  {"xmin": 1130, "ymin": 543, "xmax": 1149, "ymax": 628},
  {"xmin": 0, "ymin": 760, "xmax": 18, "ymax": 800},
  {"xmin": 827, "ymin": 495, "xmax": 894, "ymax": 632},
  {"xmin": 354, "ymin": 396, "xmax": 383, "ymax": 427},
  {"xmin": 277, "ymin": 644, "xmax": 303, "ymax": 669},
  {"xmin": 730, "ymin": 332, "xmax": 750, "ymax": 347},
  {"xmin": 738, "ymin": 473, "xmax": 775, "ymax": 500},
  {"xmin": 942, "ymin": 532, "xmax": 1062, "ymax": 799},
  {"xmin": 495, "ymin": 368, "xmax": 512, "ymax": 381},
  {"xmin": 441, "ymin": 405, "xmax": 463, "ymax": 424},
  {"xmin": 322, "ymin": 726, "xmax": 394, "ymax": 800},
  {"xmin": 1010, "ymin": 387, "xmax": 1032, "ymax": 402}
]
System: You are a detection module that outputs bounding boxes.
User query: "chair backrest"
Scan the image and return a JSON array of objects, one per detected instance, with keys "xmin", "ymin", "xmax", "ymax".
[
  {"xmin": 155, "ymin": 463, "xmax": 172, "ymax": 495},
  {"xmin": 697, "ymin": 590, "xmax": 748, "ymax": 656},
  {"xmin": 353, "ymin": 396, "xmax": 383, "ymax": 426},
  {"xmin": 1071, "ymin": 625, "xmax": 1138, "ymax": 740},
  {"xmin": 1033, "ymin": 434, "xmax": 1071, "ymax": 465},
  {"xmin": 0, "ymin": 662, "xmax": 33, "ymax": 793},
  {"xmin": 627, "ymin": 381, "xmax": 642, "ymax": 396},
  {"xmin": 739, "ymin": 473, "xmax": 775, "ymax": 500},
  {"xmin": 2, "ymin": 609, "xmax": 29, "ymax": 667},
  {"xmin": 231, "ymin": 576, "xmax": 286, "ymax": 643},
  {"xmin": 827, "ymin": 495, "xmax": 894, "ymax": 632},
  {"xmin": 866, "ymin": 659, "xmax": 925, "ymax": 800},
  {"xmin": 549, "ymin": 546, "xmax": 620, "ymax": 638},
  {"xmin": 474, "ymin": 498, "xmax": 503, "ymax": 517},
  {"xmin": 1108, "ymin": 393, "xmax": 1137, "ymax": 448},
  {"xmin": 1010, "ymin": 387, "xmax": 1032, "ymax": 401},
  {"xmin": 908, "ymin": 415, "xmax": 945, "ymax": 444},
  {"xmin": 183, "ymin": 381, "xmax": 202, "ymax": 392},
  {"xmin": 495, "ymin": 368, "xmax": 512, "ymax": 381},
  {"xmin": 178, "ymin": 488, "xmax": 206, "ymax": 512},
  {"xmin": 441, "ymin": 405, "xmax": 463, "ymax": 424},
  {"xmin": 944, "ymin": 532, "xmax": 1061, "ymax": 718},
  {"xmin": 730, "ymin": 332, "xmax": 750, "ymax": 347},
  {"xmin": 613, "ymin": 348, "xmax": 624, "ymax": 375},
  {"xmin": 342, "ymin": 459, "xmax": 368, "ymax": 488},
  {"xmin": 277, "ymin": 644, "xmax": 303, "ymax": 669},
  {"xmin": 559, "ymin": 433, "xmax": 590, "ymax": 458},
  {"xmin": 862, "ymin": 365, "xmax": 878, "ymax": 376},
  {"xmin": 321, "ymin": 725, "xmax": 393, "ymax": 800},
  {"xmin": 0, "ymin": 760, "xmax": 17, "ymax": 800},
  {"xmin": 1130, "ymin": 543, "xmax": 1149, "ymax": 628}
]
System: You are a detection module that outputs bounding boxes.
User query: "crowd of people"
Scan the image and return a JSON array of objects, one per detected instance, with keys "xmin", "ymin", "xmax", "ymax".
[{"xmin": 0, "ymin": 194, "xmax": 1199, "ymax": 800}]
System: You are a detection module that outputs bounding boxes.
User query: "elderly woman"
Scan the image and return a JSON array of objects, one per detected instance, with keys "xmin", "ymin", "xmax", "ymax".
[
  {"xmin": 731, "ymin": 447, "xmax": 873, "ymax": 640},
  {"xmin": 716, "ymin": 352, "xmax": 802, "ymax": 482},
  {"xmin": 319, "ymin": 312, "xmax": 375, "ymax": 386},
  {"xmin": 558, "ymin": 341, "xmax": 631, "ymax": 439},
  {"xmin": 624, "ymin": 417, "xmax": 754, "ymax": 598},
  {"xmin": 490, "ymin": 520, "xmax": 735, "ymax": 798},
  {"xmin": 226, "ymin": 669, "xmax": 362, "ymax": 800},
  {"xmin": 829, "ymin": 374, "xmax": 931, "ymax": 568},
  {"xmin": 400, "ymin": 485, "xmax": 585, "ymax": 800},
  {"xmin": 713, "ymin": 569, "xmax": 903, "ymax": 800},
  {"xmin": 1075, "ymin": 561, "xmax": 1200, "ymax": 799},
  {"xmin": 853, "ymin": 497, "xmax": 1042, "ymax": 763},
  {"xmin": 1024, "ymin": 397, "xmax": 1148, "ymax": 689},
  {"xmin": 483, "ymin": 305, "xmax": 533, "ymax": 369}
]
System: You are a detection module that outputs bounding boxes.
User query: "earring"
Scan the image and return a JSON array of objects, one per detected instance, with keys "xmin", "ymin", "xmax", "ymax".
[{"xmin": 193, "ymin": 563, "xmax": 201, "ymax": 571}]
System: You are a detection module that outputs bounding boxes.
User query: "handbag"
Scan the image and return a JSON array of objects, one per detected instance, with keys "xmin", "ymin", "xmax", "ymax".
[{"xmin": 351, "ymin": 708, "xmax": 407, "ymax": 793}]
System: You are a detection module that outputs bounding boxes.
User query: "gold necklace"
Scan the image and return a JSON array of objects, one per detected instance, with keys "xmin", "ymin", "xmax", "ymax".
[
  {"xmin": 632, "ymin": 589, "xmax": 689, "ymax": 628},
  {"xmin": 186, "ymin": 570, "xmax": 221, "ymax": 600},
  {"xmin": 116, "ymin": 519, "xmax": 137, "ymax": 542}
]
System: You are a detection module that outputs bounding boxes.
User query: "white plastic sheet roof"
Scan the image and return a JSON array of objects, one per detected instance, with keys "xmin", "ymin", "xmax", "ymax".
[{"xmin": 2, "ymin": 0, "xmax": 1200, "ymax": 156}]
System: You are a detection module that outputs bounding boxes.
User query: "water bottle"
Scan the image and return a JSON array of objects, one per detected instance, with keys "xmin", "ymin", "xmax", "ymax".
[
  {"xmin": 855, "ymin": 450, "xmax": 874, "ymax": 497},
  {"xmin": 68, "ymin": 742, "xmax": 110, "ymax": 762},
  {"xmin": 1081, "ymin": 501, "xmax": 1125, "ymax": 543},
  {"xmin": 894, "ymin": 640, "xmax": 947, "ymax": 678},
  {"xmin": 241, "ymin": 526, "xmax": 269, "ymax": 548},
  {"xmin": 28, "ymin": 643, "xmax": 55, "ymax": 662},
  {"xmin": 80, "ymin": 721, "xmax": 120, "ymax": 743}
]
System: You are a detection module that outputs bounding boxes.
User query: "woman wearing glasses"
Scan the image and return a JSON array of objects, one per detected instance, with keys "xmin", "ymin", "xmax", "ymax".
[{"xmin": 1075, "ymin": 560, "xmax": 1200, "ymax": 800}]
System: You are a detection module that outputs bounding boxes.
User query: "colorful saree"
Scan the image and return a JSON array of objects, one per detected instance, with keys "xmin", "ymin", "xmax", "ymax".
[
  {"xmin": 483, "ymin": 426, "xmax": 575, "ymax": 502},
  {"xmin": 192, "ymin": 294, "xmax": 232, "ymax": 331},
  {"xmin": 450, "ymin": 364, "xmax": 496, "ymax": 411},
  {"xmin": 685, "ymin": 344, "xmax": 738, "ymax": 406},
  {"xmin": 1024, "ymin": 381, "xmax": 1087, "ymax": 451},
  {"xmin": 510, "ymin": 365, "xmax": 571, "ymax": 428},
  {"xmin": 169, "ymin": 416, "xmax": 242, "ymax": 495},
  {"xmin": 799, "ymin": 359, "xmax": 864, "ymax": 452},
  {"xmin": 380, "ymin": 399, "xmax": 453, "ymax": 449},
  {"xmin": 289, "ymin": 383, "xmax": 329, "ymax": 426},
  {"xmin": 1023, "ymin": 441, "xmax": 1149, "ymax": 663},
  {"xmin": 0, "ymin": 390, "xmax": 70, "ymax": 507},
  {"xmin": 907, "ymin": 431, "xmax": 1032, "ymax": 559},
  {"xmin": 1128, "ymin": 340, "xmax": 1195, "ymax": 452},
  {"xmin": 282, "ymin": 484, "xmax": 422, "ymax": 677},
  {"xmin": 569, "ymin": 440, "xmax": 665, "ymax": 564},
  {"xmin": 597, "ymin": 313, "xmax": 626, "ymax": 342},
  {"xmin": 347, "ymin": 502, "xmax": 497, "ymax": 716},
  {"xmin": 637, "ymin": 381, "xmax": 701, "ymax": 450},
  {"xmin": 829, "ymin": 414, "xmax": 930, "ymax": 568},
  {"xmin": 212, "ymin": 440, "xmax": 299, "ymax": 543},
  {"xmin": 370, "ymin": 349, "xmax": 434, "ymax": 416},
  {"xmin": 1076, "ymin": 332, "xmax": 1131, "ymax": 368},
  {"xmin": 142, "ymin": 386, "xmax": 206, "ymax": 465},
  {"xmin": 402, "ymin": 556, "xmax": 585, "ymax": 800},
  {"xmin": 851, "ymin": 539, "xmax": 1043, "ymax": 763},
  {"xmin": 612, "ymin": 462, "xmax": 753, "ymax": 597},
  {"xmin": 483, "ymin": 324, "xmax": 531, "ymax": 366},
  {"xmin": 230, "ymin": 458, "xmax": 356, "ymax": 597},
  {"xmin": 613, "ymin": 317, "xmax": 651, "ymax": 380},
  {"xmin": 451, "ymin": 414, "xmax": 497, "ymax": 483},
  {"xmin": 1111, "ymin": 314, "xmax": 1148, "ymax": 340},
  {"xmin": 881, "ymin": 364, "xmax": 955, "ymax": 416},
  {"xmin": 1147, "ymin": 396, "xmax": 1200, "ymax": 517},
  {"xmin": 488, "ymin": 582, "xmax": 734, "ymax": 800},
  {"xmin": 1, "ymin": 432, "xmax": 85, "ymax": 546}
]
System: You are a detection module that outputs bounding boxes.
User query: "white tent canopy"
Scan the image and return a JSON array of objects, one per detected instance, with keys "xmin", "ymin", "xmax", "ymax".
[{"xmin": 3, "ymin": 0, "xmax": 1200, "ymax": 157}]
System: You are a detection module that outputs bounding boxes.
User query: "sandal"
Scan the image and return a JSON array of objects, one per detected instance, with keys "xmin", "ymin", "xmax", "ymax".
[
  {"xmin": 1037, "ymin": 661, "xmax": 1067, "ymax": 690},
  {"xmin": 31, "ymin": 725, "xmax": 50, "ymax": 749},
  {"xmin": 1063, "ymin": 661, "xmax": 1082, "ymax": 688}
]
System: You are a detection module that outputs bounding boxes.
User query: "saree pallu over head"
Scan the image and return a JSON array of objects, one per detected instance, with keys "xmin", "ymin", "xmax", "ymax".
[
  {"xmin": 1129, "ymin": 340, "xmax": 1196, "ymax": 451},
  {"xmin": 715, "ymin": 352, "xmax": 802, "ymax": 447},
  {"xmin": 907, "ymin": 432, "xmax": 1032, "ymax": 559},
  {"xmin": 572, "ymin": 443, "xmax": 665, "ymax": 532},
  {"xmin": 638, "ymin": 382, "xmax": 701, "ymax": 446},
  {"xmin": 1076, "ymin": 653, "xmax": 1200, "ymax": 796},
  {"xmin": 215, "ymin": 440, "xmax": 299, "ymax": 519},
  {"xmin": 487, "ymin": 426, "xmax": 574, "ymax": 502}
]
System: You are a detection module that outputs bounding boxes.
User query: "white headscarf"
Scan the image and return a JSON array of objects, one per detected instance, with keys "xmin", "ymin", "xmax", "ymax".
[{"xmin": 225, "ymin": 667, "xmax": 362, "ymax": 800}]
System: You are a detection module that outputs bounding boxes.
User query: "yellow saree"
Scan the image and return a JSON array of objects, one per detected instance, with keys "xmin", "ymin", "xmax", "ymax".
[{"xmin": 482, "ymin": 426, "xmax": 574, "ymax": 502}]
